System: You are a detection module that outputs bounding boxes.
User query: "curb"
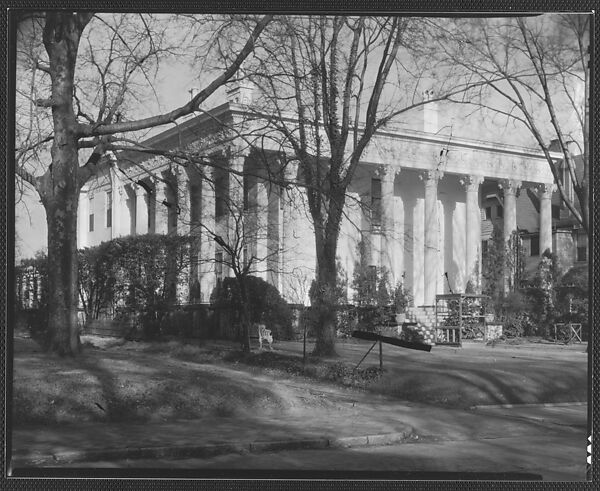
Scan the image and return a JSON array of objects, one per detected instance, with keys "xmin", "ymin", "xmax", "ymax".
[
  {"xmin": 12, "ymin": 429, "xmax": 413, "ymax": 466},
  {"xmin": 470, "ymin": 401, "xmax": 587, "ymax": 410}
]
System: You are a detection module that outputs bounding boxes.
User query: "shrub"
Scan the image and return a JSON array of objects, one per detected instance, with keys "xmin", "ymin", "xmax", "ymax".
[
  {"xmin": 210, "ymin": 276, "xmax": 294, "ymax": 340},
  {"xmin": 15, "ymin": 253, "xmax": 50, "ymax": 345},
  {"xmin": 494, "ymin": 291, "xmax": 533, "ymax": 338},
  {"xmin": 78, "ymin": 234, "xmax": 193, "ymax": 340},
  {"xmin": 555, "ymin": 265, "xmax": 589, "ymax": 339}
]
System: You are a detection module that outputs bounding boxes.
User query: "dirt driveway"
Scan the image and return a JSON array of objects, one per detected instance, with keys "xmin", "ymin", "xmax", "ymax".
[{"xmin": 275, "ymin": 337, "xmax": 588, "ymax": 407}]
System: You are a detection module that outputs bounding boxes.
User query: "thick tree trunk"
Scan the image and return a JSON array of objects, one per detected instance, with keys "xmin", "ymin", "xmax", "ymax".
[
  {"xmin": 39, "ymin": 12, "xmax": 89, "ymax": 356},
  {"xmin": 237, "ymin": 275, "xmax": 251, "ymax": 352},
  {"xmin": 312, "ymin": 238, "xmax": 338, "ymax": 357},
  {"xmin": 45, "ymin": 198, "xmax": 81, "ymax": 355}
]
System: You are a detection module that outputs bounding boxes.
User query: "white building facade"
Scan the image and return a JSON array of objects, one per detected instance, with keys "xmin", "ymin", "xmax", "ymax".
[{"xmin": 77, "ymin": 100, "xmax": 561, "ymax": 311}]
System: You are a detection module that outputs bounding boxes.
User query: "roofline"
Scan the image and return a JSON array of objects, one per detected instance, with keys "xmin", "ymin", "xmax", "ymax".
[{"xmin": 106, "ymin": 102, "xmax": 562, "ymax": 171}]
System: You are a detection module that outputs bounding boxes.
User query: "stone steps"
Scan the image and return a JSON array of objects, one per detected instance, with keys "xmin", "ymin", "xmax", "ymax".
[{"xmin": 405, "ymin": 306, "xmax": 437, "ymax": 344}]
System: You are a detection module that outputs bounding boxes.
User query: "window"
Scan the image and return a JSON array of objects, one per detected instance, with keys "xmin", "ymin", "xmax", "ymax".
[
  {"xmin": 371, "ymin": 178, "xmax": 382, "ymax": 226},
  {"xmin": 243, "ymin": 174, "xmax": 249, "ymax": 211},
  {"xmin": 215, "ymin": 251, "xmax": 223, "ymax": 280},
  {"xmin": 576, "ymin": 232, "xmax": 588, "ymax": 262},
  {"xmin": 530, "ymin": 235, "xmax": 540, "ymax": 256},
  {"xmin": 215, "ymin": 170, "xmax": 228, "ymax": 219},
  {"xmin": 485, "ymin": 207, "xmax": 492, "ymax": 220},
  {"xmin": 106, "ymin": 190, "xmax": 112, "ymax": 227},
  {"xmin": 496, "ymin": 205, "xmax": 503, "ymax": 218},
  {"xmin": 89, "ymin": 196, "xmax": 94, "ymax": 232}
]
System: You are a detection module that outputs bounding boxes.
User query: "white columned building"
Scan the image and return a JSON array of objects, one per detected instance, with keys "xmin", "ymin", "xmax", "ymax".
[{"xmin": 76, "ymin": 99, "xmax": 566, "ymax": 342}]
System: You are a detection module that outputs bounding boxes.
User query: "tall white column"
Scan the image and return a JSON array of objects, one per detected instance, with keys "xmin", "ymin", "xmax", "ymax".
[
  {"xmin": 462, "ymin": 175, "xmax": 484, "ymax": 291},
  {"xmin": 78, "ymin": 187, "xmax": 89, "ymax": 248},
  {"xmin": 176, "ymin": 168, "xmax": 191, "ymax": 236},
  {"xmin": 422, "ymin": 169, "xmax": 443, "ymax": 305},
  {"xmin": 154, "ymin": 176, "xmax": 169, "ymax": 235},
  {"xmin": 539, "ymin": 182, "xmax": 555, "ymax": 255},
  {"xmin": 359, "ymin": 193, "xmax": 374, "ymax": 265},
  {"xmin": 255, "ymin": 179, "xmax": 269, "ymax": 279},
  {"xmin": 135, "ymin": 184, "xmax": 149, "ymax": 235},
  {"xmin": 380, "ymin": 166, "xmax": 397, "ymax": 282},
  {"xmin": 188, "ymin": 179, "xmax": 202, "ymax": 295},
  {"xmin": 200, "ymin": 169, "xmax": 215, "ymax": 301},
  {"xmin": 109, "ymin": 164, "xmax": 120, "ymax": 239},
  {"xmin": 267, "ymin": 180, "xmax": 280, "ymax": 288},
  {"xmin": 500, "ymin": 179, "xmax": 521, "ymax": 243},
  {"xmin": 499, "ymin": 179, "xmax": 522, "ymax": 293},
  {"xmin": 280, "ymin": 161, "xmax": 298, "ymax": 299},
  {"xmin": 227, "ymin": 154, "xmax": 246, "ymax": 277}
]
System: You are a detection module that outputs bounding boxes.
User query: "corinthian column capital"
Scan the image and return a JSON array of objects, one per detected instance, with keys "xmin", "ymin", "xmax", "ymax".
[
  {"xmin": 460, "ymin": 174, "xmax": 484, "ymax": 191},
  {"xmin": 419, "ymin": 168, "xmax": 444, "ymax": 183},
  {"xmin": 375, "ymin": 164, "xmax": 402, "ymax": 182},
  {"xmin": 536, "ymin": 182, "xmax": 556, "ymax": 196},
  {"xmin": 498, "ymin": 179, "xmax": 522, "ymax": 195}
]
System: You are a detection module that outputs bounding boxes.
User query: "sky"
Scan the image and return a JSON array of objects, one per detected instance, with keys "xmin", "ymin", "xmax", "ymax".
[{"xmin": 15, "ymin": 55, "xmax": 201, "ymax": 260}]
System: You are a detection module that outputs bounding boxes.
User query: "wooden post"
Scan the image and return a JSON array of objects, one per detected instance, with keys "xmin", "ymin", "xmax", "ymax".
[
  {"xmin": 459, "ymin": 295, "xmax": 463, "ymax": 347},
  {"xmin": 303, "ymin": 319, "xmax": 307, "ymax": 366}
]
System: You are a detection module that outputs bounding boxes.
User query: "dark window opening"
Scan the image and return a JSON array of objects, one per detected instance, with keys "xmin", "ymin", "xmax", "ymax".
[
  {"xmin": 530, "ymin": 235, "xmax": 540, "ymax": 256},
  {"xmin": 485, "ymin": 207, "xmax": 492, "ymax": 220},
  {"xmin": 497, "ymin": 205, "xmax": 503, "ymax": 218},
  {"xmin": 243, "ymin": 174, "xmax": 249, "ymax": 211},
  {"xmin": 89, "ymin": 213, "xmax": 94, "ymax": 232},
  {"xmin": 106, "ymin": 191, "xmax": 112, "ymax": 228},
  {"xmin": 215, "ymin": 170, "xmax": 228, "ymax": 219},
  {"xmin": 215, "ymin": 251, "xmax": 224, "ymax": 280}
]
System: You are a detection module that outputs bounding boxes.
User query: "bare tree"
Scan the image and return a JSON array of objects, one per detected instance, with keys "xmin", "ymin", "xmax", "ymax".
[
  {"xmin": 14, "ymin": 12, "xmax": 271, "ymax": 355},
  {"xmin": 243, "ymin": 15, "xmax": 472, "ymax": 355},
  {"xmin": 432, "ymin": 14, "xmax": 590, "ymax": 234},
  {"xmin": 185, "ymin": 155, "xmax": 295, "ymax": 352}
]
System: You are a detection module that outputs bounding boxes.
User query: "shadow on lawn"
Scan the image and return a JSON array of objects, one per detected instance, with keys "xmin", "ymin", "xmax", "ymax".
[
  {"xmin": 228, "ymin": 344, "xmax": 587, "ymax": 409},
  {"xmin": 76, "ymin": 355, "xmax": 139, "ymax": 422}
]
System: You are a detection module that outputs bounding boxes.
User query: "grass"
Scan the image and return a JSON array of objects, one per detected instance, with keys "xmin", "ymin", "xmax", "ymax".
[
  {"xmin": 12, "ymin": 336, "xmax": 287, "ymax": 425},
  {"xmin": 12, "ymin": 334, "xmax": 588, "ymax": 426}
]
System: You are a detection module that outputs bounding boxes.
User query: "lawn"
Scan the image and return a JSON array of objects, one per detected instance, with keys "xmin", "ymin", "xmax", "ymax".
[{"xmin": 12, "ymin": 333, "xmax": 588, "ymax": 426}]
